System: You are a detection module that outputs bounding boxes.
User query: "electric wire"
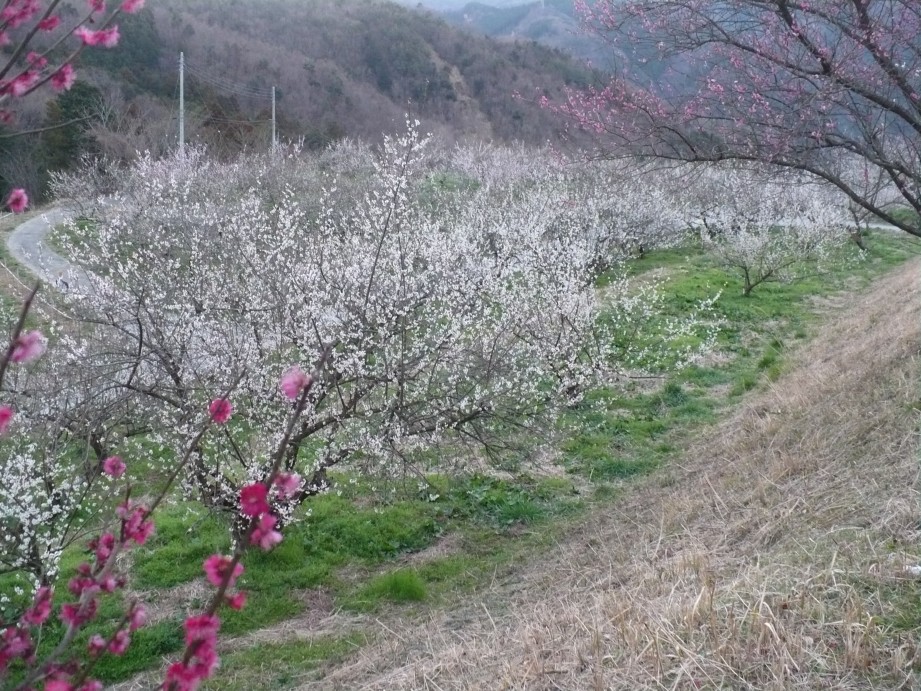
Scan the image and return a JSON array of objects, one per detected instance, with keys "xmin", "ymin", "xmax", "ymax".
[
  {"xmin": 183, "ymin": 60, "xmax": 272, "ymax": 99},
  {"xmin": 173, "ymin": 55, "xmax": 275, "ymax": 150}
]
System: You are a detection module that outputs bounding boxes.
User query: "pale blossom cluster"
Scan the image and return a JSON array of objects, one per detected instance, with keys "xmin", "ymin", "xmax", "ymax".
[
  {"xmin": 686, "ymin": 165, "xmax": 853, "ymax": 295},
  {"xmin": 52, "ymin": 126, "xmax": 706, "ymax": 535}
]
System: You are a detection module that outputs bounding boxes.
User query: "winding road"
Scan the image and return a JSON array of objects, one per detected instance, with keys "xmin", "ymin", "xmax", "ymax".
[{"xmin": 5, "ymin": 207, "xmax": 93, "ymax": 294}]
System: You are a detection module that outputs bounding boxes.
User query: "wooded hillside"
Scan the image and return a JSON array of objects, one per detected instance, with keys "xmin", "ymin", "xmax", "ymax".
[{"xmin": 0, "ymin": 0, "xmax": 598, "ymax": 201}]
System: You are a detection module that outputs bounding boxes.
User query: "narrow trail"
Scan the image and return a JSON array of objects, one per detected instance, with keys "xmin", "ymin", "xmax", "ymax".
[{"xmin": 5, "ymin": 207, "xmax": 93, "ymax": 294}]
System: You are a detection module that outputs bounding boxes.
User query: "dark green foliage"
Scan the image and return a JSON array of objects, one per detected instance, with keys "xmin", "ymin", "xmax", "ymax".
[
  {"xmin": 82, "ymin": 9, "xmax": 164, "ymax": 94},
  {"xmin": 40, "ymin": 82, "xmax": 102, "ymax": 170}
]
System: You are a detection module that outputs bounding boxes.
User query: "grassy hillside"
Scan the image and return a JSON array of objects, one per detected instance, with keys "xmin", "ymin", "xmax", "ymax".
[{"xmin": 4, "ymin": 213, "xmax": 914, "ymax": 687}]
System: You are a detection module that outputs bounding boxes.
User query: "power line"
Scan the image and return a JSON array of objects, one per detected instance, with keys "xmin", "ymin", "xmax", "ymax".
[
  {"xmin": 205, "ymin": 116, "xmax": 273, "ymax": 125},
  {"xmin": 183, "ymin": 60, "xmax": 272, "ymax": 99},
  {"xmin": 176, "ymin": 53, "xmax": 277, "ymax": 154}
]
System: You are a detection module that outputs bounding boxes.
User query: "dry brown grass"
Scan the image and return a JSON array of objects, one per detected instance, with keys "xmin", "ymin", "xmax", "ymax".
[{"xmin": 315, "ymin": 259, "xmax": 921, "ymax": 690}]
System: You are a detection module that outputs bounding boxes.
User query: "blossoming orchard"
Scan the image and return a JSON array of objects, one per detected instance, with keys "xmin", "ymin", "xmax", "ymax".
[{"xmin": 0, "ymin": 0, "xmax": 907, "ymax": 689}]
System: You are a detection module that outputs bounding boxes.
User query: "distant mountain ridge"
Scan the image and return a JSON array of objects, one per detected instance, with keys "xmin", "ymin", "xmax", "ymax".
[
  {"xmin": 400, "ymin": 0, "xmax": 627, "ymax": 70},
  {"xmin": 398, "ymin": 0, "xmax": 534, "ymax": 9},
  {"xmin": 406, "ymin": 0, "xmax": 703, "ymax": 87}
]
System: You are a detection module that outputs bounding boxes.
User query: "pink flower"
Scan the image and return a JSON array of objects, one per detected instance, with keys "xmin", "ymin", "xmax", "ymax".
[
  {"xmin": 68, "ymin": 576, "xmax": 98, "ymax": 598},
  {"xmin": 250, "ymin": 513, "xmax": 283, "ymax": 551},
  {"xmin": 129, "ymin": 516, "xmax": 155, "ymax": 545},
  {"xmin": 184, "ymin": 613, "xmax": 220, "ymax": 647},
  {"xmin": 78, "ymin": 681, "xmax": 104, "ymax": 691},
  {"xmin": 208, "ymin": 398, "xmax": 232, "ymax": 424},
  {"xmin": 98, "ymin": 25, "xmax": 120, "ymax": 48},
  {"xmin": 239, "ymin": 482, "xmax": 269, "ymax": 517},
  {"xmin": 0, "ymin": 405, "xmax": 14, "ymax": 435},
  {"xmin": 60, "ymin": 599, "xmax": 97, "ymax": 628},
  {"xmin": 108, "ymin": 628, "xmax": 130, "ymax": 655},
  {"xmin": 26, "ymin": 52, "xmax": 47, "ymax": 68},
  {"xmin": 102, "ymin": 455, "xmax": 126, "ymax": 478},
  {"xmin": 274, "ymin": 472, "xmax": 301, "ymax": 499},
  {"xmin": 128, "ymin": 604, "xmax": 147, "ymax": 631},
  {"xmin": 74, "ymin": 25, "xmax": 119, "ymax": 48},
  {"xmin": 44, "ymin": 681, "xmax": 73, "ymax": 691},
  {"xmin": 88, "ymin": 634, "xmax": 106, "ymax": 656},
  {"xmin": 279, "ymin": 365, "xmax": 312, "ymax": 400},
  {"xmin": 11, "ymin": 330, "xmax": 45, "ymax": 363},
  {"xmin": 22, "ymin": 586, "xmax": 53, "ymax": 626},
  {"xmin": 38, "ymin": 15, "xmax": 61, "ymax": 31},
  {"xmin": 226, "ymin": 591, "xmax": 247, "ymax": 610},
  {"xmin": 5, "ymin": 188, "xmax": 28, "ymax": 213},
  {"xmin": 2, "ymin": 624, "xmax": 32, "ymax": 658},
  {"xmin": 98, "ymin": 574, "xmax": 118, "ymax": 593},
  {"xmin": 121, "ymin": 0, "xmax": 145, "ymax": 12},
  {"xmin": 51, "ymin": 65, "xmax": 76, "ymax": 92},
  {"xmin": 117, "ymin": 503, "xmax": 154, "ymax": 545},
  {"xmin": 88, "ymin": 0, "xmax": 106, "ymax": 12},
  {"xmin": 202, "ymin": 554, "xmax": 243, "ymax": 588},
  {"xmin": 1, "ymin": 0, "xmax": 40, "ymax": 29},
  {"xmin": 91, "ymin": 533, "xmax": 116, "ymax": 564},
  {"xmin": 185, "ymin": 643, "xmax": 219, "ymax": 684},
  {"xmin": 59, "ymin": 603, "xmax": 80, "ymax": 627},
  {"xmin": 164, "ymin": 662, "xmax": 199, "ymax": 691},
  {"xmin": 8, "ymin": 71, "xmax": 39, "ymax": 97}
]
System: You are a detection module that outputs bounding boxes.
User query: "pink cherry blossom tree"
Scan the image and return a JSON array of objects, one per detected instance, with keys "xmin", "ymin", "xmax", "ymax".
[
  {"xmin": 0, "ymin": 285, "xmax": 324, "ymax": 689},
  {"xmin": 558, "ymin": 0, "xmax": 921, "ymax": 238}
]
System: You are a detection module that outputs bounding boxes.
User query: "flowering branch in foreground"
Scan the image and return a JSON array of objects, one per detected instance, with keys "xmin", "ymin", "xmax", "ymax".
[{"xmin": 1, "ymin": 0, "xmax": 148, "ymax": 213}]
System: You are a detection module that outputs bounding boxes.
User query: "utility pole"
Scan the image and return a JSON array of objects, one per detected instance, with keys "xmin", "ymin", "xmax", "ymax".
[
  {"xmin": 271, "ymin": 85, "xmax": 277, "ymax": 151},
  {"xmin": 179, "ymin": 52, "xmax": 185, "ymax": 157}
]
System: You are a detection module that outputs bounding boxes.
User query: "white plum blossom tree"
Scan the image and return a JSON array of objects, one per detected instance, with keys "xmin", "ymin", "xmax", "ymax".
[
  {"xmin": 689, "ymin": 166, "xmax": 853, "ymax": 295},
  {"xmin": 50, "ymin": 127, "xmax": 708, "ymax": 537}
]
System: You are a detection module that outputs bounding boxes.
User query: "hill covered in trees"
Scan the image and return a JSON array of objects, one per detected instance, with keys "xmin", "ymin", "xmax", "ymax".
[{"xmin": 1, "ymin": 0, "xmax": 598, "ymax": 201}]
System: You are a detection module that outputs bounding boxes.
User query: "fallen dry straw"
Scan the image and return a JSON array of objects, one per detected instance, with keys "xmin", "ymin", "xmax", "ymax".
[{"xmin": 319, "ymin": 259, "xmax": 921, "ymax": 690}]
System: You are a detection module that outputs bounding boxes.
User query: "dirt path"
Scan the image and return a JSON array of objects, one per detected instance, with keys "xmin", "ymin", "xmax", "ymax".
[{"xmin": 313, "ymin": 259, "xmax": 921, "ymax": 690}]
